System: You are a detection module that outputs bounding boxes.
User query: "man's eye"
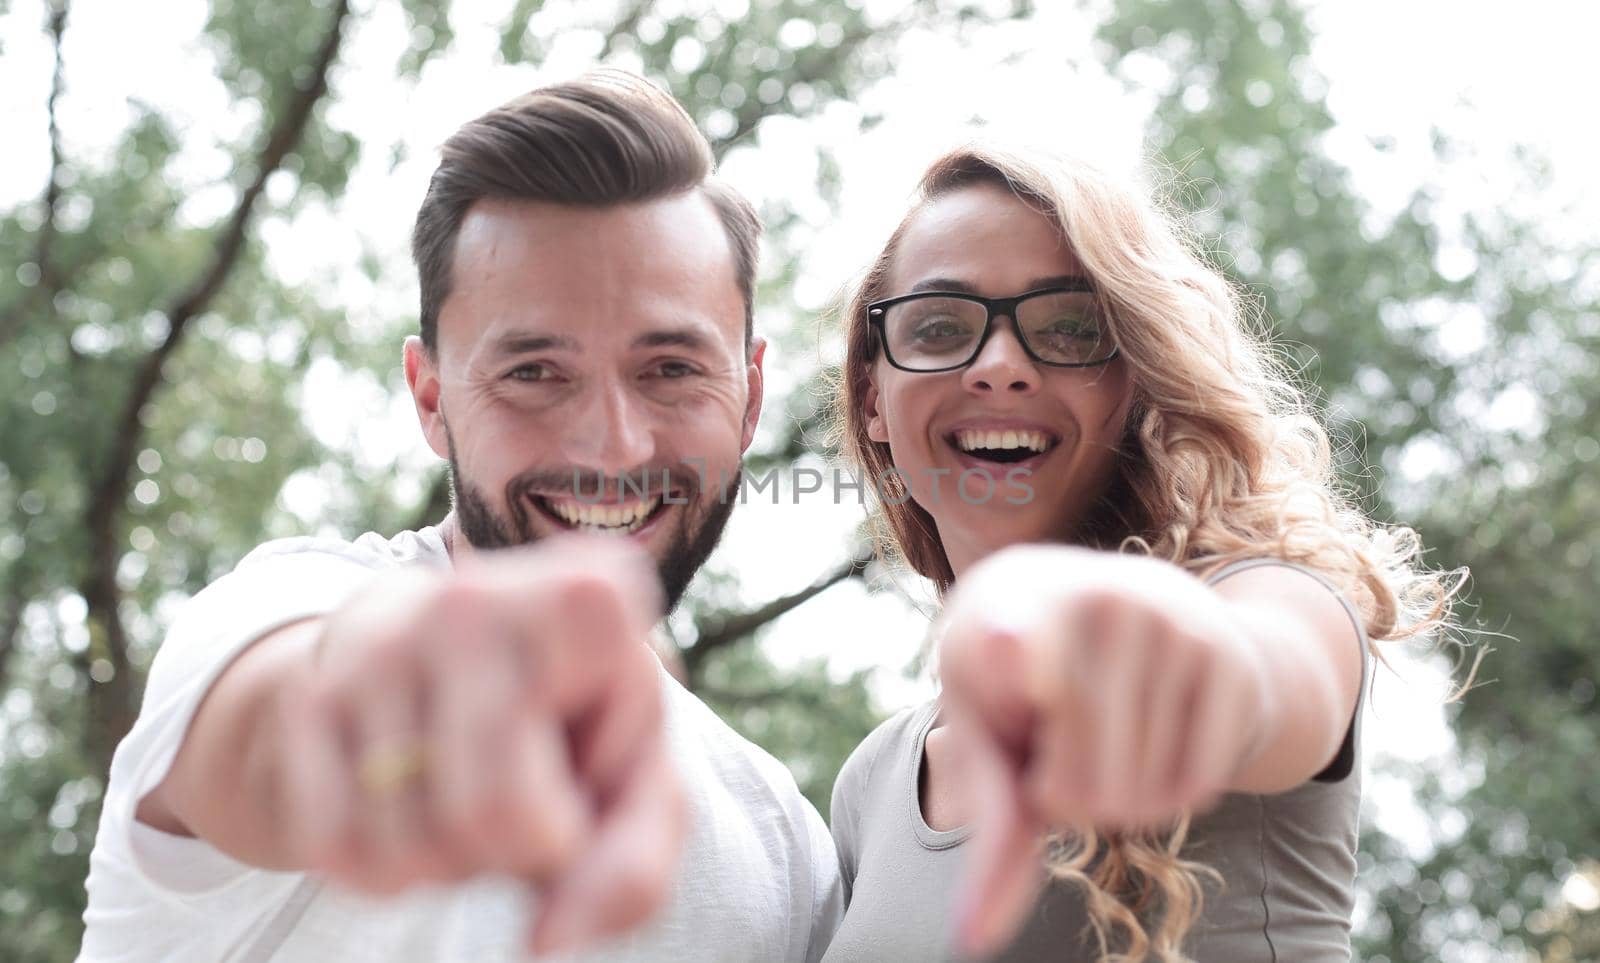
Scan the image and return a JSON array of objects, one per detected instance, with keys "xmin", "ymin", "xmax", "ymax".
[
  {"xmin": 653, "ymin": 361, "xmax": 698, "ymax": 379},
  {"xmin": 508, "ymin": 364, "xmax": 551, "ymax": 381}
]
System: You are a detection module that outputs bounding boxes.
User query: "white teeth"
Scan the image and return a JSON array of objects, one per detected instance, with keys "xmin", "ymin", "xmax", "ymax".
[
  {"xmin": 955, "ymin": 429, "xmax": 1053, "ymax": 453},
  {"xmin": 545, "ymin": 496, "xmax": 662, "ymax": 533}
]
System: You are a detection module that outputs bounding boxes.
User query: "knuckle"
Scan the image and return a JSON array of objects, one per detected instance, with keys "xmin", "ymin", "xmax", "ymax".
[
  {"xmin": 435, "ymin": 792, "xmax": 507, "ymax": 866},
  {"xmin": 523, "ymin": 800, "xmax": 584, "ymax": 866},
  {"xmin": 556, "ymin": 568, "xmax": 627, "ymax": 612},
  {"xmin": 464, "ymin": 793, "xmax": 517, "ymax": 845},
  {"xmin": 428, "ymin": 580, "xmax": 488, "ymax": 627},
  {"xmin": 609, "ymin": 862, "xmax": 671, "ymax": 923}
]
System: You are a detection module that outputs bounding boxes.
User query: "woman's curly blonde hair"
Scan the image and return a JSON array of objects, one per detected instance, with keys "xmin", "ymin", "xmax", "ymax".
[{"xmin": 832, "ymin": 143, "xmax": 1465, "ymax": 961}]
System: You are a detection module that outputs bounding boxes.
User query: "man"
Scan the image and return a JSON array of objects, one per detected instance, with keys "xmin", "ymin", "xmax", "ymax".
[{"xmin": 79, "ymin": 70, "xmax": 841, "ymax": 962}]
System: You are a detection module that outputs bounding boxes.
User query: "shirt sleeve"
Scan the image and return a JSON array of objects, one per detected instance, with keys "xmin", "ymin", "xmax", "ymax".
[
  {"xmin": 828, "ymin": 744, "xmax": 868, "ymax": 905},
  {"xmin": 803, "ymin": 800, "xmax": 845, "ymax": 963},
  {"xmin": 828, "ymin": 706, "xmax": 911, "ymax": 906},
  {"xmin": 94, "ymin": 546, "xmax": 383, "ymax": 896},
  {"xmin": 1203, "ymin": 557, "xmax": 1371, "ymax": 784}
]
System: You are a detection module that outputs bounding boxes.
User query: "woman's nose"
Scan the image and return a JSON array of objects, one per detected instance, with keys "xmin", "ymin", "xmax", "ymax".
[{"xmin": 961, "ymin": 317, "xmax": 1040, "ymax": 395}]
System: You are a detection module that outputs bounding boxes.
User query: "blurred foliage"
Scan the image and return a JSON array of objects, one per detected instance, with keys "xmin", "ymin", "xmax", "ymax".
[
  {"xmin": 2, "ymin": 0, "xmax": 1596, "ymax": 960},
  {"xmin": 696, "ymin": 643, "xmax": 881, "ymax": 818},
  {"xmin": 1101, "ymin": 1, "xmax": 1600, "ymax": 959}
]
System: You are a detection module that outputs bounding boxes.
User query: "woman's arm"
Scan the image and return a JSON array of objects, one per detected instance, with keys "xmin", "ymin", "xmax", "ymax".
[
  {"xmin": 934, "ymin": 545, "xmax": 1365, "ymax": 955},
  {"xmin": 1209, "ymin": 563, "xmax": 1364, "ymax": 794}
]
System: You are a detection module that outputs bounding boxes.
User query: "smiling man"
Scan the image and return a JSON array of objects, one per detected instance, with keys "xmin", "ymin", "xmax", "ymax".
[
  {"xmin": 412, "ymin": 189, "xmax": 751, "ymax": 607},
  {"xmin": 78, "ymin": 71, "xmax": 841, "ymax": 963}
]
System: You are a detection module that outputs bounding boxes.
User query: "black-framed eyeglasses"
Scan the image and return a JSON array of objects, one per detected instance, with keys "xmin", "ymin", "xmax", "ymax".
[{"xmin": 867, "ymin": 282, "xmax": 1119, "ymax": 373}]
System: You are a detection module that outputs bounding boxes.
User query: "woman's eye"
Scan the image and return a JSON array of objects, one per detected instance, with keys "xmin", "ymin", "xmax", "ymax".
[
  {"xmin": 913, "ymin": 318, "xmax": 969, "ymax": 341},
  {"xmin": 1044, "ymin": 320, "xmax": 1100, "ymax": 340}
]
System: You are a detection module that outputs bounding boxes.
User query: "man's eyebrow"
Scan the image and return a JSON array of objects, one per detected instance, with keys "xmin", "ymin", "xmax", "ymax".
[
  {"xmin": 907, "ymin": 275, "xmax": 1094, "ymax": 295},
  {"xmin": 490, "ymin": 331, "xmax": 580, "ymax": 354},
  {"xmin": 631, "ymin": 327, "xmax": 716, "ymax": 350}
]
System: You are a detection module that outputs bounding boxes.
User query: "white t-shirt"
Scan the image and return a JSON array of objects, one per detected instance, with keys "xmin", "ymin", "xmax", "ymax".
[{"xmin": 79, "ymin": 528, "xmax": 842, "ymax": 963}]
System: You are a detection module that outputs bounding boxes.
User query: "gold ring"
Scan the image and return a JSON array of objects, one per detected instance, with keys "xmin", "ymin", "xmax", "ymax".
[{"xmin": 357, "ymin": 742, "xmax": 428, "ymax": 796}]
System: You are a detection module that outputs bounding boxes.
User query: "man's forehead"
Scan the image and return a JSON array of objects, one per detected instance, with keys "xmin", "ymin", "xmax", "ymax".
[
  {"xmin": 452, "ymin": 193, "xmax": 726, "ymax": 261},
  {"xmin": 437, "ymin": 195, "xmax": 744, "ymax": 360}
]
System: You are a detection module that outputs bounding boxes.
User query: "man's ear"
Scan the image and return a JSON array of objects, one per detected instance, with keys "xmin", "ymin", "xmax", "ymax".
[
  {"xmin": 864, "ymin": 367, "xmax": 889, "ymax": 444},
  {"xmin": 741, "ymin": 337, "xmax": 767, "ymax": 453},
  {"xmin": 404, "ymin": 336, "xmax": 450, "ymax": 459}
]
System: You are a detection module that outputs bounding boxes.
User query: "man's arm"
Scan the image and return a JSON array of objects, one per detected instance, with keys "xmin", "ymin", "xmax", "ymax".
[
  {"xmin": 135, "ymin": 617, "xmax": 322, "ymax": 868},
  {"xmin": 129, "ymin": 536, "xmax": 686, "ymax": 955}
]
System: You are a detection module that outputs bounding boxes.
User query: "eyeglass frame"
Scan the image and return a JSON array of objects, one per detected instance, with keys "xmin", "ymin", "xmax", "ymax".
[{"xmin": 866, "ymin": 281, "xmax": 1120, "ymax": 373}]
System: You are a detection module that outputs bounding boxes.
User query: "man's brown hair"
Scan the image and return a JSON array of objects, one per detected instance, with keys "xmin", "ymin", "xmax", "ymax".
[{"xmin": 411, "ymin": 69, "xmax": 760, "ymax": 351}]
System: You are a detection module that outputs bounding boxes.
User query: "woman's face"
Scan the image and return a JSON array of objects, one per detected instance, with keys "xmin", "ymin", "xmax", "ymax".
[{"xmin": 864, "ymin": 183, "xmax": 1136, "ymax": 577}]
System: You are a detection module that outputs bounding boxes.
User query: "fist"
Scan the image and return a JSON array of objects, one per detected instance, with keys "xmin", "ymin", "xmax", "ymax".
[
  {"xmin": 936, "ymin": 545, "xmax": 1272, "ymax": 954},
  {"xmin": 275, "ymin": 535, "xmax": 684, "ymax": 954}
]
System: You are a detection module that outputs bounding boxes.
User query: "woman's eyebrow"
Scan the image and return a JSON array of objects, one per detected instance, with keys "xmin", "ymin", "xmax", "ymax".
[
  {"xmin": 1026, "ymin": 274, "xmax": 1093, "ymax": 289},
  {"xmin": 905, "ymin": 274, "xmax": 1092, "ymax": 295},
  {"xmin": 909, "ymin": 277, "xmax": 979, "ymax": 294}
]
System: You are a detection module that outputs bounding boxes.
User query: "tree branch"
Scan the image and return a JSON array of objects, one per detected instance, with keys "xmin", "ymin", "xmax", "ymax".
[
  {"xmin": 709, "ymin": 20, "xmax": 881, "ymax": 160},
  {"xmin": 0, "ymin": 0, "xmax": 70, "ymax": 347},
  {"xmin": 78, "ymin": 0, "xmax": 354, "ymax": 762},
  {"xmin": 697, "ymin": 681, "xmax": 841, "ymax": 710},
  {"xmin": 683, "ymin": 547, "xmax": 873, "ymax": 677},
  {"xmin": 597, "ymin": 0, "xmax": 651, "ymax": 61},
  {"xmin": 86, "ymin": 0, "xmax": 352, "ymax": 548},
  {"xmin": 0, "ymin": 578, "xmax": 27, "ymax": 697}
]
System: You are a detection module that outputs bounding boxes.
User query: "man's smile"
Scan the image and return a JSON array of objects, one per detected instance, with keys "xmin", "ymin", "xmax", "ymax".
[{"xmin": 528, "ymin": 492, "xmax": 676, "ymax": 537}]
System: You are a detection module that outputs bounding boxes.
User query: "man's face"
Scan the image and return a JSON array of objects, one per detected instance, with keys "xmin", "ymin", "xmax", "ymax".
[{"xmin": 405, "ymin": 193, "xmax": 764, "ymax": 610}]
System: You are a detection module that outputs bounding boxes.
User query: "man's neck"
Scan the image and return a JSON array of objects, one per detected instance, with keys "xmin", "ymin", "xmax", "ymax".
[{"xmin": 438, "ymin": 511, "xmax": 463, "ymax": 563}]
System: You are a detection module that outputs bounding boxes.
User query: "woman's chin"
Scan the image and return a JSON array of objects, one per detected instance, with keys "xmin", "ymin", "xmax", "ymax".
[{"xmin": 934, "ymin": 502, "xmax": 1073, "ymax": 563}]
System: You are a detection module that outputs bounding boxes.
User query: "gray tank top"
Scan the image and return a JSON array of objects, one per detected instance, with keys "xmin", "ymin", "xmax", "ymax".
[{"xmin": 823, "ymin": 559, "xmax": 1370, "ymax": 962}]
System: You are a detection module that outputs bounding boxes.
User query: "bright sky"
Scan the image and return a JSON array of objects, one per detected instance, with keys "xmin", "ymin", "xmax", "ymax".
[{"xmin": 4, "ymin": 0, "xmax": 1597, "ymax": 904}]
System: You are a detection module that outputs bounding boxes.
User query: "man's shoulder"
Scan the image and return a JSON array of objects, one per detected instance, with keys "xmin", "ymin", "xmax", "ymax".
[
  {"xmin": 142, "ymin": 527, "xmax": 447, "ymax": 701},
  {"xmin": 234, "ymin": 527, "xmax": 448, "ymax": 575},
  {"xmin": 659, "ymin": 673, "xmax": 816, "ymax": 812}
]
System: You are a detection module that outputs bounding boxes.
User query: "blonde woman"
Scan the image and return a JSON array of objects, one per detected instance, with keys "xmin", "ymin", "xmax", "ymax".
[{"xmin": 823, "ymin": 146, "xmax": 1457, "ymax": 962}]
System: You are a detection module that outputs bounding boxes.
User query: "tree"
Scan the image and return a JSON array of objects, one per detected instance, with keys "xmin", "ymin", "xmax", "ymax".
[
  {"xmin": 1097, "ymin": 1, "xmax": 1600, "ymax": 958},
  {"xmin": 0, "ymin": 1, "xmax": 1026, "ymax": 957}
]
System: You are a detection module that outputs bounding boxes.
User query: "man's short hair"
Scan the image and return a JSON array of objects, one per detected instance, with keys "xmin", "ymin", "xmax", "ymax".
[{"xmin": 411, "ymin": 69, "xmax": 760, "ymax": 351}]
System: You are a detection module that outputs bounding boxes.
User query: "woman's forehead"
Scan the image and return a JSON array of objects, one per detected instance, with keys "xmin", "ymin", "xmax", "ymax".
[{"xmin": 885, "ymin": 185, "xmax": 1084, "ymax": 295}]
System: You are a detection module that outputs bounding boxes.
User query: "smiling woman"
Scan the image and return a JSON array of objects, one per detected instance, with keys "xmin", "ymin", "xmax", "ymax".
[{"xmin": 824, "ymin": 144, "xmax": 1464, "ymax": 963}]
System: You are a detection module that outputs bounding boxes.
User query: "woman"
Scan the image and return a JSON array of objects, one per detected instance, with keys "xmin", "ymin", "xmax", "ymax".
[{"xmin": 823, "ymin": 145, "xmax": 1460, "ymax": 962}]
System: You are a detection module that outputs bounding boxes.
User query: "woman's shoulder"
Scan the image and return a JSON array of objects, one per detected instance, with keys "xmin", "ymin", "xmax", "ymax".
[
  {"xmin": 834, "ymin": 701, "xmax": 936, "ymax": 807},
  {"xmin": 1202, "ymin": 554, "xmax": 1334, "ymax": 587}
]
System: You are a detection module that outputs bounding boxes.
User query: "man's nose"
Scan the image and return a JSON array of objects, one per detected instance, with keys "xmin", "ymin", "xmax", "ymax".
[
  {"xmin": 961, "ymin": 317, "xmax": 1040, "ymax": 395},
  {"xmin": 562, "ymin": 379, "xmax": 658, "ymax": 476}
]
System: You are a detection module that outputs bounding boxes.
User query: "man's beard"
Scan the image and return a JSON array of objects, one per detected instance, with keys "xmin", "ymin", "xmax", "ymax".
[{"xmin": 447, "ymin": 435, "xmax": 741, "ymax": 612}]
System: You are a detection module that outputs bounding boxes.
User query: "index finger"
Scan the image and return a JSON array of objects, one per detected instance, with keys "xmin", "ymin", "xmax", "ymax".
[
  {"xmin": 938, "ymin": 619, "xmax": 1035, "ymax": 756},
  {"xmin": 529, "ymin": 737, "xmax": 687, "ymax": 954},
  {"xmin": 472, "ymin": 536, "xmax": 664, "ymax": 717},
  {"xmin": 946, "ymin": 704, "xmax": 1045, "ymax": 959}
]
